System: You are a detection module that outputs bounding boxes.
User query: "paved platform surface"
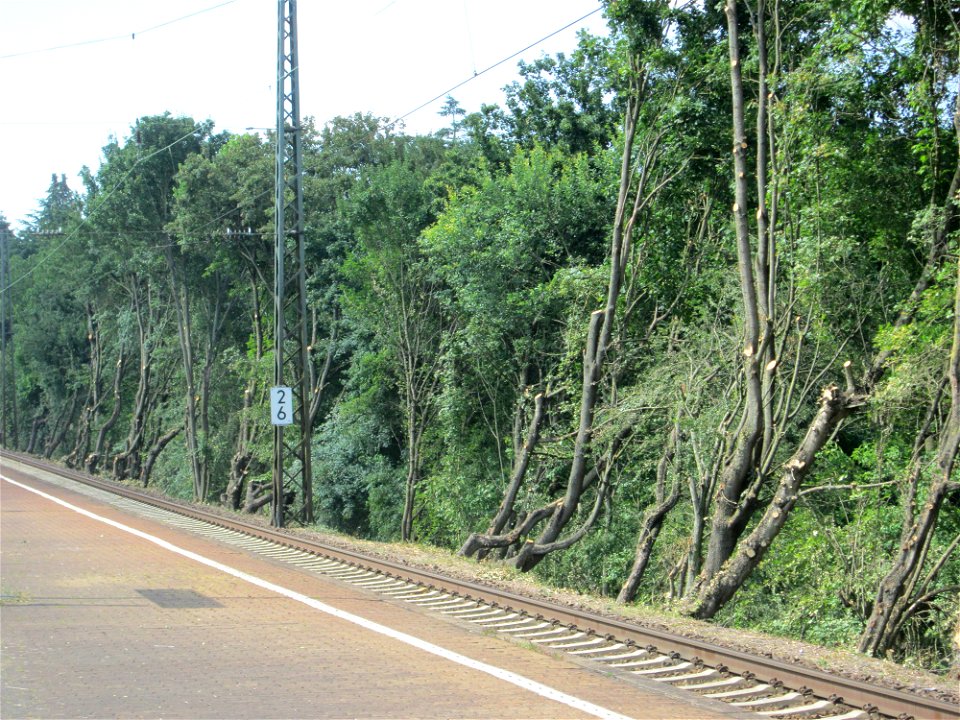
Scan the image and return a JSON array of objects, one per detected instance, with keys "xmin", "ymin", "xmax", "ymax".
[{"xmin": 1, "ymin": 459, "xmax": 741, "ymax": 719}]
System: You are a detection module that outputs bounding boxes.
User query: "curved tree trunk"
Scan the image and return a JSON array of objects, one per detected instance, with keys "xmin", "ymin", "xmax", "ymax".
[
  {"xmin": 25, "ymin": 413, "xmax": 45, "ymax": 455},
  {"xmin": 139, "ymin": 425, "xmax": 181, "ymax": 488},
  {"xmin": 66, "ymin": 305, "xmax": 102, "ymax": 468},
  {"xmin": 87, "ymin": 345, "xmax": 126, "ymax": 474},
  {"xmin": 224, "ymin": 277, "xmax": 267, "ymax": 510},
  {"xmin": 686, "ymin": 384, "xmax": 860, "ymax": 618},
  {"xmin": 44, "ymin": 390, "xmax": 78, "ymax": 459},
  {"xmin": 517, "ymin": 311, "xmax": 607, "ymax": 570},
  {"xmin": 224, "ymin": 377, "xmax": 259, "ymax": 510},
  {"xmin": 456, "ymin": 32, "xmax": 688, "ymax": 569},
  {"xmin": 684, "ymin": 116, "xmax": 958, "ymax": 617},
  {"xmin": 166, "ymin": 247, "xmax": 204, "ymax": 501},
  {"xmin": 395, "ymin": 275, "xmax": 447, "ymax": 542},
  {"xmin": 618, "ymin": 421, "xmax": 681, "ymax": 603},
  {"xmin": 459, "ymin": 390, "xmax": 547, "ymax": 559},
  {"xmin": 697, "ymin": 0, "xmax": 766, "ymax": 588},
  {"xmin": 113, "ymin": 277, "xmax": 157, "ymax": 481},
  {"xmin": 858, "ymin": 257, "xmax": 960, "ymax": 656},
  {"xmin": 502, "ymin": 80, "xmax": 646, "ymax": 571},
  {"xmin": 243, "ymin": 479, "xmax": 273, "ymax": 514}
]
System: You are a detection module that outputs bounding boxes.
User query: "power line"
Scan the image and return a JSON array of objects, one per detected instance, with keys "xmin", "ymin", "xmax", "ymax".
[
  {"xmin": 389, "ymin": 6, "xmax": 603, "ymax": 128},
  {"xmin": 463, "ymin": 0, "xmax": 478, "ymax": 76},
  {"xmin": 0, "ymin": 0, "xmax": 239, "ymax": 60},
  {"xmin": 3, "ymin": 5, "xmax": 607, "ymax": 288},
  {"xmin": 2, "ymin": 127, "xmax": 204, "ymax": 293},
  {"xmin": 373, "ymin": 1, "xmax": 399, "ymax": 17},
  {"xmin": 6, "ymin": 182, "xmax": 276, "ymax": 298}
]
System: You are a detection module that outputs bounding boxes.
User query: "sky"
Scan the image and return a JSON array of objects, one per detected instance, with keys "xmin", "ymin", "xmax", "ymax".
[{"xmin": 0, "ymin": 0, "xmax": 610, "ymax": 230}]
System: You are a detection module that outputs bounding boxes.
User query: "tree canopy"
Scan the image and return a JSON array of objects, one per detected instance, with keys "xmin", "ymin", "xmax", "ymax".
[{"xmin": 2, "ymin": 0, "xmax": 958, "ymax": 673}]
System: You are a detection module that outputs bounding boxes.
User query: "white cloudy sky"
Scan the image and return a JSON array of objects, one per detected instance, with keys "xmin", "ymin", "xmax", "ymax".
[{"xmin": 0, "ymin": 0, "xmax": 609, "ymax": 229}]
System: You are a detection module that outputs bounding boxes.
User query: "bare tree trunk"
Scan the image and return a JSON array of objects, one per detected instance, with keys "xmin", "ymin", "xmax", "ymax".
[
  {"xmin": 113, "ymin": 277, "xmax": 157, "ymax": 481},
  {"xmin": 686, "ymin": 384, "xmax": 860, "ymax": 618},
  {"xmin": 686, "ymin": 100, "xmax": 959, "ymax": 617},
  {"xmin": 858, "ymin": 257, "xmax": 960, "ymax": 656},
  {"xmin": 459, "ymin": 390, "xmax": 547, "ymax": 559},
  {"xmin": 66, "ymin": 386, "xmax": 94, "ymax": 468},
  {"xmin": 224, "ymin": 277, "xmax": 266, "ymax": 510},
  {"xmin": 459, "ymin": 503, "xmax": 561, "ymax": 558},
  {"xmin": 618, "ymin": 421, "xmax": 681, "ymax": 603},
  {"xmin": 510, "ymin": 469, "xmax": 615, "ymax": 570},
  {"xmin": 196, "ymin": 283, "xmax": 230, "ymax": 502},
  {"xmin": 44, "ymin": 390, "xmax": 78, "ymax": 459},
  {"xmin": 520, "ymin": 311, "xmax": 607, "ymax": 565},
  {"xmin": 508, "ymin": 73, "xmax": 649, "ymax": 570},
  {"xmin": 66, "ymin": 305, "xmax": 102, "ymax": 468},
  {"xmin": 87, "ymin": 344, "xmax": 126, "ymax": 474},
  {"xmin": 393, "ymin": 270, "xmax": 448, "ymax": 542},
  {"xmin": 457, "ymin": 30, "xmax": 689, "ymax": 568},
  {"xmin": 166, "ymin": 248, "xmax": 204, "ymax": 501},
  {"xmin": 25, "ymin": 412, "xmax": 45, "ymax": 455},
  {"xmin": 139, "ymin": 425, "xmax": 181, "ymax": 487},
  {"xmin": 308, "ymin": 306, "xmax": 338, "ymax": 430},
  {"xmin": 224, "ymin": 378, "xmax": 259, "ymax": 510},
  {"xmin": 752, "ymin": 0, "xmax": 779, "ymax": 472},
  {"xmin": 686, "ymin": 394, "xmax": 737, "ymax": 593},
  {"xmin": 401, "ymin": 428, "xmax": 420, "ymax": 542},
  {"xmin": 459, "ymin": 157, "xmax": 608, "ymax": 562},
  {"xmin": 243, "ymin": 478, "xmax": 273, "ymax": 514},
  {"xmin": 697, "ymin": 0, "xmax": 766, "ymax": 587}
]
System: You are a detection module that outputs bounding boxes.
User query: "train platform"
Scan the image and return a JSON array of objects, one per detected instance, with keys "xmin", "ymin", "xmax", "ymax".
[{"xmin": 1, "ymin": 459, "xmax": 743, "ymax": 719}]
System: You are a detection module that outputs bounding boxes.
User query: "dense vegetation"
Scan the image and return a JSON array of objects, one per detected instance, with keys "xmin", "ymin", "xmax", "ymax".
[{"xmin": 2, "ymin": 0, "xmax": 957, "ymax": 672}]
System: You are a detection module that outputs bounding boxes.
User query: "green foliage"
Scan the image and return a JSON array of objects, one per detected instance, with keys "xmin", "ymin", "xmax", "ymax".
[
  {"xmin": 714, "ymin": 435, "xmax": 959, "ymax": 669},
  {"xmin": 6, "ymin": 0, "xmax": 960, "ymax": 673},
  {"xmin": 535, "ymin": 521, "xmax": 638, "ymax": 597},
  {"xmin": 313, "ymin": 349, "xmax": 402, "ymax": 540},
  {"xmin": 416, "ymin": 414, "xmax": 503, "ymax": 548},
  {"xmin": 502, "ymin": 40, "xmax": 619, "ymax": 153}
]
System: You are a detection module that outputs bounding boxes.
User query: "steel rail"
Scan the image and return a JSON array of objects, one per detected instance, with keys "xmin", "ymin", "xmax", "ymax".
[{"xmin": 4, "ymin": 450, "xmax": 957, "ymax": 720}]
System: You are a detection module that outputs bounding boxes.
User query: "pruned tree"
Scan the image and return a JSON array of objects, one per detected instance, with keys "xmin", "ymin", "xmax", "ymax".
[
  {"xmin": 459, "ymin": 0, "xmax": 696, "ymax": 570},
  {"xmin": 342, "ymin": 148, "xmax": 451, "ymax": 541},
  {"xmin": 682, "ymin": 0, "xmax": 960, "ymax": 619}
]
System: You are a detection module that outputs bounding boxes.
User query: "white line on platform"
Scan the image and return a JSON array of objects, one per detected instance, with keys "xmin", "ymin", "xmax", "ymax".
[{"xmin": 2, "ymin": 474, "xmax": 633, "ymax": 720}]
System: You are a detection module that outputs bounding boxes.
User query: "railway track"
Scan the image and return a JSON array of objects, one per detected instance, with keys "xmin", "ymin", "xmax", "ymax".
[{"xmin": 3, "ymin": 450, "xmax": 957, "ymax": 720}]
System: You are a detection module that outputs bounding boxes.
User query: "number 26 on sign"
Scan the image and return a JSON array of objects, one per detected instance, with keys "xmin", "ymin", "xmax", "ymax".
[{"xmin": 270, "ymin": 386, "xmax": 294, "ymax": 426}]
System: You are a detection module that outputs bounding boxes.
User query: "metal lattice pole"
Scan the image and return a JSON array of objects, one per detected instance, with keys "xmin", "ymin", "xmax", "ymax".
[{"xmin": 272, "ymin": 0, "xmax": 313, "ymax": 527}]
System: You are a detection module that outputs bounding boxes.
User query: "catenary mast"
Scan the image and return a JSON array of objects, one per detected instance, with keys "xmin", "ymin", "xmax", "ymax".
[{"xmin": 272, "ymin": 0, "xmax": 313, "ymax": 526}]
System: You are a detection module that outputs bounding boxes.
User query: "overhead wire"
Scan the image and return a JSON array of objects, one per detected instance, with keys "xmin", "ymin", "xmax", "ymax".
[
  {"xmin": 2, "ymin": 127, "xmax": 204, "ymax": 292},
  {"xmin": 388, "ymin": 6, "xmax": 602, "ymax": 128},
  {"xmin": 4, "ymin": 4, "xmax": 607, "ymax": 289},
  {"xmin": 463, "ymin": 0, "xmax": 478, "ymax": 77},
  {"xmin": 373, "ymin": 1, "xmax": 399, "ymax": 17},
  {"xmin": 0, "ymin": 0, "xmax": 239, "ymax": 60}
]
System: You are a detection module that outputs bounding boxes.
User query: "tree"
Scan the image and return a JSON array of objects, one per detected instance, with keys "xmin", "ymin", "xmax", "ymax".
[
  {"xmin": 83, "ymin": 114, "xmax": 208, "ymax": 494},
  {"xmin": 421, "ymin": 143, "xmax": 611, "ymax": 548},
  {"xmin": 858, "ymin": 1, "xmax": 960, "ymax": 650},
  {"xmin": 12, "ymin": 176, "xmax": 89, "ymax": 459},
  {"xmin": 682, "ymin": 0, "xmax": 959, "ymax": 620},
  {"xmin": 341, "ymin": 146, "xmax": 450, "ymax": 541},
  {"xmin": 438, "ymin": 95, "xmax": 467, "ymax": 142},
  {"xmin": 170, "ymin": 132, "xmax": 275, "ymax": 510},
  {"xmin": 501, "ymin": 36, "xmax": 619, "ymax": 153},
  {"xmin": 0, "ymin": 215, "xmax": 16, "ymax": 448},
  {"xmin": 858, "ymin": 256, "xmax": 960, "ymax": 656},
  {"xmin": 458, "ymin": 0, "xmax": 699, "ymax": 571}
]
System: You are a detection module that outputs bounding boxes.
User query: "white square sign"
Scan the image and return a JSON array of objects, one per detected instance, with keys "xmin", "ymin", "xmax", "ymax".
[{"xmin": 270, "ymin": 386, "xmax": 294, "ymax": 426}]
